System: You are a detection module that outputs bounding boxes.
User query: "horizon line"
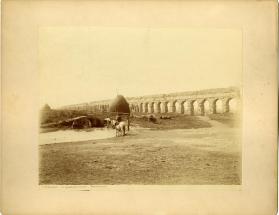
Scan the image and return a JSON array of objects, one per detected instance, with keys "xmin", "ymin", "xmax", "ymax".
[{"xmin": 55, "ymin": 86, "xmax": 240, "ymax": 109}]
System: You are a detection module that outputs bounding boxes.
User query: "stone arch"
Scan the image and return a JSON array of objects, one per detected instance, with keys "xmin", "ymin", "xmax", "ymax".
[
  {"xmin": 183, "ymin": 101, "xmax": 189, "ymax": 114},
  {"xmin": 185, "ymin": 100, "xmax": 194, "ymax": 115},
  {"xmin": 144, "ymin": 102, "xmax": 148, "ymax": 113},
  {"xmin": 133, "ymin": 104, "xmax": 137, "ymax": 112},
  {"xmin": 204, "ymin": 100, "xmax": 210, "ymax": 115},
  {"xmin": 166, "ymin": 101, "xmax": 171, "ymax": 113},
  {"xmin": 215, "ymin": 99, "xmax": 223, "ymax": 114},
  {"xmin": 172, "ymin": 100, "xmax": 179, "ymax": 113},
  {"xmin": 176, "ymin": 100, "xmax": 184, "ymax": 114},
  {"xmin": 198, "ymin": 99, "xmax": 206, "ymax": 116},
  {"xmin": 129, "ymin": 104, "xmax": 134, "ymax": 112},
  {"xmin": 139, "ymin": 103, "xmax": 144, "ymax": 113},
  {"xmin": 148, "ymin": 102, "xmax": 155, "ymax": 113},
  {"xmin": 192, "ymin": 100, "xmax": 199, "ymax": 115},
  {"xmin": 165, "ymin": 101, "xmax": 171, "ymax": 113},
  {"xmin": 135, "ymin": 104, "xmax": 140, "ymax": 112},
  {"xmin": 160, "ymin": 102, "xmax": 164, "ymax": 113},
  {"xmin": 155, "ymin": 102, "xmax": 161, "ymax": 113},
  {"xmin": 160, "ymin": 101, "xmax": 168, "ymax": 113},
  {"xmin": 132, "ymin": 104, "xmax": 136, "ymax": 112},
  {"xmin": 167, "ymin": 100, "xmax": 176, "ymax": 113},
  {"xmin": 227, "ymin": 97, "xmax": 238, "ymax": 113},
  {"xmin": 183, "ymin": 100, "xmax": 193, "ymax": 115}
]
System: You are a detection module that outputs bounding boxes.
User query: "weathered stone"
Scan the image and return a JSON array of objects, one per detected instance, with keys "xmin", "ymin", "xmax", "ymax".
[{"xmin": 60, "ymin": 87, "xmax": 240, "ymax": 116}]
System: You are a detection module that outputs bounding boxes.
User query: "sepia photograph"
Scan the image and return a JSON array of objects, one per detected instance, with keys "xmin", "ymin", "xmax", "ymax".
[
  {"xmin": 1, "ymin": 0, "xmax": 277, "ymax": 214},
  {"xmin": 39, "ymin": 27, "xmax": 242, "ymax": 185}
]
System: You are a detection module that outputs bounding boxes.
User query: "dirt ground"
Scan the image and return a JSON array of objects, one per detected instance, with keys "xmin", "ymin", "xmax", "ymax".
[{"xmin": 39, "ymin": 116, "xmax": 241, "ymax": 185}]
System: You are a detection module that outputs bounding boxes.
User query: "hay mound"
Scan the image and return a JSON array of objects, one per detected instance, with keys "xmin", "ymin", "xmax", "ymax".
[{"xmin": 109, "ymin": 95, "xmax": 130, "ymax": 114}]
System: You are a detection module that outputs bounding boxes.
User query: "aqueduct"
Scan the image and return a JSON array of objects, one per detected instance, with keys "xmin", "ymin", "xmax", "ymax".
[{"xmin": 61, "ymin": 87, "xmax": 241, "ymax": 116}]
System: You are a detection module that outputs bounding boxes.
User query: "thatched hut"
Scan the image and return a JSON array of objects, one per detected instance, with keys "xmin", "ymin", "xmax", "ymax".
[{"xmin": 109, "ymin": 95, "xmax": 130, "ymax": 114}]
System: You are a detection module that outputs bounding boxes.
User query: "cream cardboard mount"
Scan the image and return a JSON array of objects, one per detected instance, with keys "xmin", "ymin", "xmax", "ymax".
[{"xmin": 0, "ymin": 0, "xmax": 277, "ymax": 215}]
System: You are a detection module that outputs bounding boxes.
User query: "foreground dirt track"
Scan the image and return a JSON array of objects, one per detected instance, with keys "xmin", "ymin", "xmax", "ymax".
[{"xmin": 39, "ymin": 118, "xmax": 241, "ymax": 185}]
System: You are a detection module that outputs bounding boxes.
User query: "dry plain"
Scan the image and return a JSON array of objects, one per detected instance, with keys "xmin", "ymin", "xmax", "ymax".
[{"xmin": 39, "ymin": 114, "xmax": 241, "ymax": 185}]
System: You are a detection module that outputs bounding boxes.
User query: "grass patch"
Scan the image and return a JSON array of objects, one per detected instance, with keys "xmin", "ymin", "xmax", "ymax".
[
  {"xmin": 208, "ymin": 113, "xmax": 240, "ymax": 127},
  {"xmin": 130, "ymin": 114, "xmax": 211, "ymax": 129}
]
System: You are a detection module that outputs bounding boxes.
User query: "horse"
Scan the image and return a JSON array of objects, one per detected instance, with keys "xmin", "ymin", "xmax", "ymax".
[
  {"xmin": 104, "ymin": 118, "xmax": 111, "ymax": 128},
  {"xmin": 115, "ymin": 121, "xmax": 127, "ymax": 137},
  {"xmin": 111, "ymin": 120, "xmax": 118, "ymax": 129}
]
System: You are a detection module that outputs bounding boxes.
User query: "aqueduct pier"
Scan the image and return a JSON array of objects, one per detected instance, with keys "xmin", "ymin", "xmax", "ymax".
[{"xmin": 61, "ymin": 87, "xmax": 241, "ymax": 116}]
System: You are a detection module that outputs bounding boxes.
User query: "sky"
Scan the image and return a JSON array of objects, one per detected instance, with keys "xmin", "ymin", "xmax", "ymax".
[{"xmin": 39, "ymin": 27, "xmax": 242, "ymax": 108}]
